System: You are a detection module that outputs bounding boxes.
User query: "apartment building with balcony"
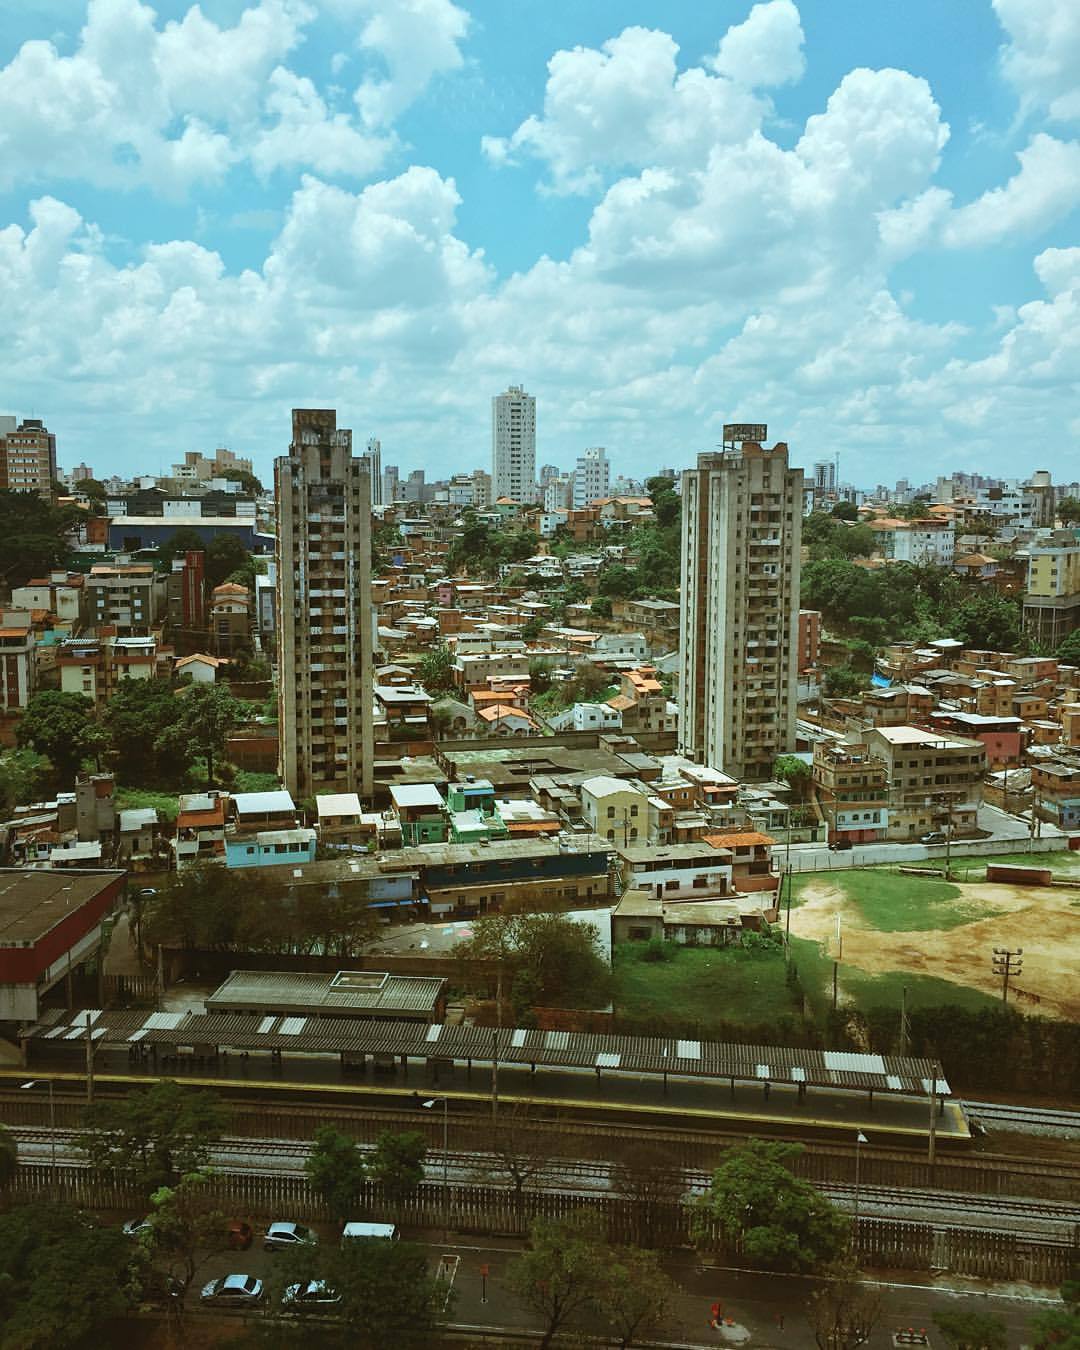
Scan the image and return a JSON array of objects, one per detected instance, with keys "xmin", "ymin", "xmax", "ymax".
[
  {"xmin": 813, "ymin": 742, "xmax": 889, "ymax": 845},
  {"xmin": 678, "ymin": 433, "xmax": 802, "ymax": 779},
  {"xmin": 84, "ymin": 563, "xmax": 166, "ymax": 634},
  {"xmin": 1023, "ymin": 533, "xmax": 1080, "ymax": 649},
  {"xmin": 275, "ymin": 409, "xmax": 374, "ymax": 799},
  {"xmin": 617, "ymin": 842, "xmax": 735, "ymax": 901},
  {"xmin": 860, "ymin": 725, "xmax": 986, "ymax": 839},
  {"xmin": 173, "ymin": 790, "xmax": 228, "ymax": 868}
]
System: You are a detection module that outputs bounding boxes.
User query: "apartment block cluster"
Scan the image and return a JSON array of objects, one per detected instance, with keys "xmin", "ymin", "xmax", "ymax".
[{"xmin": 804, "ymin": 639, "xmax": 1080, "ymax": 841}]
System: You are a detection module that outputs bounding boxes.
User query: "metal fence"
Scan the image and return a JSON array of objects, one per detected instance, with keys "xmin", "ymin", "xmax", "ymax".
[{"xmin": 11, "ymin": 1162, "xmax": 1077, "ymax": 1286}]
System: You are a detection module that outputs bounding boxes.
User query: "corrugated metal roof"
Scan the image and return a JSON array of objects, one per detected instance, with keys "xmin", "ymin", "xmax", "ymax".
[{"xmin": 24, "ymin": 1007, "xmax": 948, "ymax": 1095}]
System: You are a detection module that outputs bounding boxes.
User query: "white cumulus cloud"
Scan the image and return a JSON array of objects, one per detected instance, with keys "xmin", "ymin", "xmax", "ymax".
[
  {"xmin": 993, "ymin": 0, "xmax": 1080, "ymax": 122},
  {"xmin": 709, "ymin": 0, "xmax": 805, "ymax": 88}
]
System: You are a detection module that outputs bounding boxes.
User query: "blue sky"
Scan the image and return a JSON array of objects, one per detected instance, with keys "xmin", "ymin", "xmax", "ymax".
[{"xmin": 1, "ymin": 0, "xmax": 1078, "ymax": 488}]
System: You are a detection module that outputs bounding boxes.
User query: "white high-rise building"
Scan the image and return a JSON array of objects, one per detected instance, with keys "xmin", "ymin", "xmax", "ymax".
[
  {"xmin": 492, "ymin": 385, "xmax": 536, "ymax": 503},
  {"xmin": 572, "ymin": 447, "xmax": 609, "ymax": 508},
  {"xmin": 364, "ymin": 437, "xmax": 383, "ymax": 506}
]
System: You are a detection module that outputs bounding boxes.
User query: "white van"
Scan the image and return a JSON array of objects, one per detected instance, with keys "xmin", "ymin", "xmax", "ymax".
[{"xmin": 341, "ymin": 1222, "xmax": 399, "ymax": 1245}]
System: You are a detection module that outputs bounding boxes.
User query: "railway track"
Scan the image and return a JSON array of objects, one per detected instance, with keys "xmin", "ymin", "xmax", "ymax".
[
  {"xmin": 961, "ymin": 1100, "xmax": 1080, "ymax": 1136},
  {"xmin": 15, "ymin": 1129, "xmax": 1079, "ymax": 1230}
]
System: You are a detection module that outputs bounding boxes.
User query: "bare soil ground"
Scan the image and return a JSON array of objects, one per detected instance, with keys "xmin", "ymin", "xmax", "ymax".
[{"xmin": 790, "ymin": 878, "xmax": 1080, "ymax": 1019}]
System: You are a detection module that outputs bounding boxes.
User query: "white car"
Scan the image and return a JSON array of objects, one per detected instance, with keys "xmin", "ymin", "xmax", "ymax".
[
  {"xmin": 200, "ymin": 1274, "xmax": 264, "ymax": 1307},
  {"xmin": 282, "ymin": 1280, "xmax": 342, "ymax": 1310},
  {"xmin": 263, "ymin": 1220, "xmax": 318, "ymax": 1252},
  {"xmin": 122, "ymin": 1217, "xmax": 152, "ymax": 1238}
]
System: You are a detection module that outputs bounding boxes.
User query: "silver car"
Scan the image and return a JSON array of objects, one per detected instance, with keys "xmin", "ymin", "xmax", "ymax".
[
  {"xmin": 264, "ymin": 1220, "xmax": 318, "ymax": 1251},
  {"xmin": 200, "ymin": 1274, "xmax": 264, "ymax": 1307},
  {"xmin": 282, "ymin": 1280, "xmax": 342, "ymax": 1311}
]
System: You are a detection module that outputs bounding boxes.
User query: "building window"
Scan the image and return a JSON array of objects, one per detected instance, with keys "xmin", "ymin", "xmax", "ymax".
[{"xmin": 606, "ymin": 805, "xmax": 615, "ymax": 818}]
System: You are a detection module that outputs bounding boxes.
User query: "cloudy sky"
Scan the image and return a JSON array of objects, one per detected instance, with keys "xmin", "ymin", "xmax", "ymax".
[{"xmin": 1, "ymin": 0, "xmax": 1078, "ymax": 487}]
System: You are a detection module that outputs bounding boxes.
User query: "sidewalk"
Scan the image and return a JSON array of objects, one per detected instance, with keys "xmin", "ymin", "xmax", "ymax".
[{"xmin": 420, "ymin": 1238, "xmax": 1060, "ymax": 1348}]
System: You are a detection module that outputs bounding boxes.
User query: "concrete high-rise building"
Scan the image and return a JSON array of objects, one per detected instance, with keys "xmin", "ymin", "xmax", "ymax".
[
  {"xmin": 492, "ymin": 385, "xmax": 536, "ymax": 502},
  {"xmin": 471, "ymin": 468, "xmax": 492, "ymax": 508},
  {"xmin": 812, "ymin": 460, "xmax": 837, "ymax": 496},
  {"xmin": 404, "ymin": 469, "xmax": 426, "ymax": 503},
  {"xmin": 539, "ymin": 463, "xmax": 561, "ymax": 488},
  {"xmin": 678, "ymin": 430, "xmax": 803, "ymax": 781},
  {"xmin": 364, "ymin": 437, "xmax": 383, "ymax": 506},
  {"xmin": 0, "ymin": 418, "xmax": 57, "ymax": 500},
  {"xmin": 382, "ymin": 464, "xmax": 400, "ymax": 503},
  {"xmin": 71, "ymin": 463, "xmax": 94, "ymax": 483},
  {"xmin": 275, "ymin": 409, "xmax": 373, "ymax": 801},
  {"xmin": 572, "ymin": 446, "xmax": 609, "ymax": 508}
]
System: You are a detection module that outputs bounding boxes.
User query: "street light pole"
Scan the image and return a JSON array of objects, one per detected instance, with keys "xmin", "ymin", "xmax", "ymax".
[
  {"xmin": 853, "ymin": 1131, "xmax": 867, "ymax": 1245},
  {"xmin": 20, "ymin": 1079, "xmax": 56, "ymax": 1200},
  {"xmin": 423, "ymin": 1097, "xmax": 449, "ymax": 1241}
]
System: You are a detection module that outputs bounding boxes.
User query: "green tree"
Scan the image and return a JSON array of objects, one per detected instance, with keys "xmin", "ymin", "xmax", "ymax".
[
  {"xmin": 935, "ymin": 1310, "xmax": 1008, "ymax": 1350},
  {"xmin": 103, "ymin": 678, "xmax": 192, "ymax": 784},
  {"xmin": 276, "ymin": 1236, "xmax": 447, "ymax": 1348},
  {"xmin": 831, "ymin": 501, "xmax": 859, "ymax": 520},
  {"xmin": 1057, "ymin": 629, "xmax": 1080, "ymax": 665},
  {"xmin": 457, "ymin": 911, "xmax": 613, "ymax": 1016},
  {"xmin": 590, "ymin": 595, "xmax": 613, "ymax": 618},
  {"xmin": 598, "ymin": 563, "xmax": 638, "ymax": 599},
  {"xmin": 416, "ymin": 643, "xmax": 456, "ymax": 697},
  {"xmin": 1058, "ymin": 498, "xmax": 1080, "ymax": 526},
  {"xmin": 154, "ymin": 524, "xmax": 207, "ymax": 572},
  {"xmin": 823, "ymin": 664, "xmax": 870, "ymax": 698},
  {"xmin": 368, "ymin": 1130, "xmax": 426, "ymax": 1205},
  {"xmin": 689, "ymin": 1140, "xmax": 849, "ymax": 1273},
  {"xmin": 204, "ymin": 534, "xmax": 253, "ymax": 589},
  {"xmin": 171, "ymin": 682, "xmax": 251, "ymax": 784},
  {"xmin": 596, "ymin": 1245, "xmax": 678, "ymax": 1350},
  {"xmin": 508, "ymin": 1213, "xmax": 609, "ymax": 1350},
  {"xmin": 521, "ymin": 617, "xmax": 545, "ymax": 640},
  {"xmin": 0, "ymin": 749, "xmax": 50, "ymax": 814},
  {"xmin": 0, "ymin": 490, "xmax": 78, "ymax": 588},
  {"xmin": 79, "ymin": 1081, "xmax": 227, "ymax": 1192},
  {"xmin": 0, "ymin": 1205, "xmax": 145, "ymax": 1349},
  {"xmin": 1032, "ymin": 1281, "xmax": 1080, "ymax": 1350},
  {"xmin": 140, "ymin": 1169, "xmax": 226, "ymax": 1309},
  {"xmin": 221, "ymin": 468, "xmax": 264, "ymax": 496},
  {"xmin": 16, "ymin": 691, "xmax": 102, "ymax": 783},
  {"xmin": 807, "ymin": 1268, "xmax": 883, "ymax": 1350},
  {"xmin": 773, "ymin": 755, "xmax": 812, "ymax": 799},
  {"xmin": 305, "ymin": 1126, "xmax": 369, "ymax": 1223}
]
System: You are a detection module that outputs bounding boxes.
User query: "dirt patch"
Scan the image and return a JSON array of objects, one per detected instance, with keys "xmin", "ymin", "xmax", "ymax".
[{"xmin": 790, "ymin": 877, "xmax": 1079, "ymax": 1019}]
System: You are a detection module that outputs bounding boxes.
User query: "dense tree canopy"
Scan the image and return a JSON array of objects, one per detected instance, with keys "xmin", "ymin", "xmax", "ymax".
[
  {"xmin": 16, "ymin": 691, "xmax": 104, "ymax": 783},
  {"xmin": 690, "ymin": 1140, "xmax": 848, "ymax": 1272},
  {"xmin": 803, "ymin": 559, "xmax": 1024, "ymax": 650},
  {"xmin": 143, "ymin": 862, "xmax": 378, "ymax": 957},
  {"xmin": 0, "ymin": 1205, "xmax": 144, "ymax": 1350},
  {"xmin": 79, "ymin": 1082, "xmax": 226, "ymax": 1193},
  {"xmin": 458, "ymin": 911, "xmax": 613, "ymax": 1016},
  {"xmin": 445, "ymin": 515, "xmax": 538, "ymax": 577},
  {"xmin": 0, "ymin": 490, "xmax": 77, "ymax": 588}
]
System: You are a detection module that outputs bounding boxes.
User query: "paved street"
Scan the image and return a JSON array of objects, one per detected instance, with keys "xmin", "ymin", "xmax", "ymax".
[{"xmin": 175, "ymin": 1225, "xmax": 1059, "ymax": 1347}]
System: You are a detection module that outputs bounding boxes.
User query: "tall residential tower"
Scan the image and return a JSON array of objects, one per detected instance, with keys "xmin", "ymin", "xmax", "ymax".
[
  {"xmin": 492, "ymin": 385, "xmax": 536, "ymax": 502},
  {"xmin": 677, "ymin": 429, "xmax": 802, "ymax": 781},
  {"xmin": 275, "ymin": 409, "xmax": 374, "ymax": 800}
]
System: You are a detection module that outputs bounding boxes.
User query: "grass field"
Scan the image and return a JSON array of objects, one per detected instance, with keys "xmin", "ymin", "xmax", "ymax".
[
  {"xmin": 612, "ymin": 942, "xmax": 800, "ymax": 1032},
  {"xmin": 786, "ymin": 935, "xmax": 998, "ymax": 1016},
  {"xmin": 115, "ymin": 787, "xmax": 180, "ymax": 822},
  {"xmin": 815, "ymin": 870, "xmax": 1003, "ymax": 932},
  {"xmin": 952, "ymin": 849, "xmax": 1080, "ymax": 879}
]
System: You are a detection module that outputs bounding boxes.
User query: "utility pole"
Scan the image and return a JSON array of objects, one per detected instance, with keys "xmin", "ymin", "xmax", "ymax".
[
  {"xmin": 898, "ymin": 985, "xmax": 909, "ymax": 1058},
  {"xmin": 992, "ymin": 947, "xmax": 1023, "ymax": 1003},
  {"xmin": 927, "ymin": 1069, "xmax": 937, "ymax": 1179},
  {"xmin": 85, "ymin": 1011, "xmax": 94, "ymax": 1105}
]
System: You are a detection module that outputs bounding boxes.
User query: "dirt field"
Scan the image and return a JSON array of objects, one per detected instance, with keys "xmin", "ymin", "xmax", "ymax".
[{"xmin": 790, "ymin": 877, "xmax": 1080, "ymax": 1019}]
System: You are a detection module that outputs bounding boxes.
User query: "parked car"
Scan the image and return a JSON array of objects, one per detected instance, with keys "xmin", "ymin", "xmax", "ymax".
[
  {"xmin": 828, "ymin": 838, "xmax": 853, "ymax": 851},
  {"xmin": 200, "ymin": 1274, "xmax": 264, "ymax": 1307},
  {"xmin": 282, "ymin": 1280, "xmax": 342, "ymax": 1311},
  {"xmin": 920, "ymin": 831, "xmax": 947, "ymax": 844},
  {"xmin": 227, "ymin": 1220, "xmax": 254, "ymax": 1251},
  {"xmin": 341, "ymin": 1221, "xmax": 399, "ymax": 1244},
  {"xmin": 264, "ymin": 1221, "xmax": 317, "ymax": 1252},
  {"xmin": 122, "ymin": 1218, "xmax": 152, "ymax": 1238}
]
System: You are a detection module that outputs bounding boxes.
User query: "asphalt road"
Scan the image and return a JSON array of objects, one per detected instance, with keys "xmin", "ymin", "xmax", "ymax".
[{"xmin": 172, "ymin": 1225, "xmax": 1060, "ymax": 1347}]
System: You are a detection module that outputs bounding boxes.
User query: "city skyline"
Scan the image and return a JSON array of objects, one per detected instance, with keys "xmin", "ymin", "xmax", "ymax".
[{"xmin": 1, "ymin": 1, "xmax": 1078, "ymax": 482}]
